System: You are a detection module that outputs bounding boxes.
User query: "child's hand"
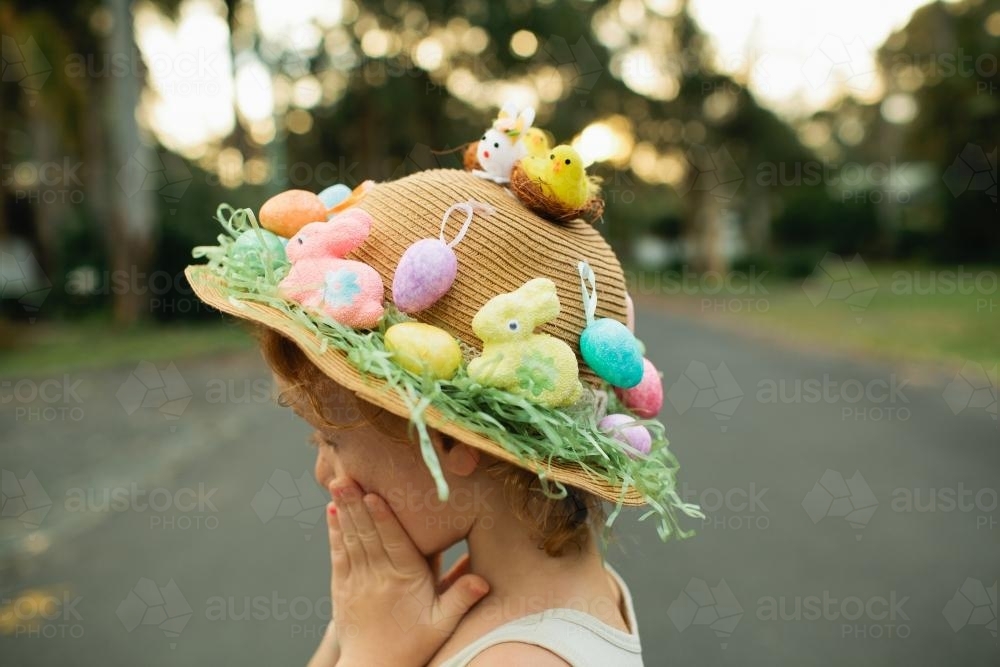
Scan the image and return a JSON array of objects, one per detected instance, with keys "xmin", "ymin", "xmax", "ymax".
[{"xmin": 326, "ymin": 479, "xmax": 489, "ymax": 667}]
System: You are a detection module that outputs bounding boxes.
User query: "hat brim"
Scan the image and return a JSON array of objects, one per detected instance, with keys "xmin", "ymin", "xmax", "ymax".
[{"xmin": 185, "ymin": 265, "xmax": 645, "ymax": 506}]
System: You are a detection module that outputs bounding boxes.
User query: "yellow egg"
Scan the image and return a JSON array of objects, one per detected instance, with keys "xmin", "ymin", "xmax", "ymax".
[{"xmin": 385, "ymin": 322, "xmax": 463, "ymax": 380}]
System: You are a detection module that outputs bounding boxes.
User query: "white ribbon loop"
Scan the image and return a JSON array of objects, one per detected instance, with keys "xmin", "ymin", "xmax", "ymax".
[
  {"xmin": 578, "ymin": 260, "xmax": 598, "ymax": 325},
  {"xmin": 439, "ymin": 200, "xmax": 496, "ymax": 248}
]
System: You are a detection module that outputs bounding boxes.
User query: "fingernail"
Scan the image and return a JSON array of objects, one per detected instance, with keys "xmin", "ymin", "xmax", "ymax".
[
  {"xmin": 334, "ymin": 485, "xmax": 356, "ymax": 500},
  {"xmin": 328, "ymin": 503, "xmax": 337, "ymax": 516}
]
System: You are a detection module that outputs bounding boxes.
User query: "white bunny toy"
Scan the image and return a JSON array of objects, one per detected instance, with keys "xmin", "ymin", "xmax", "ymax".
[{"xmin": 472, "ymin": 104, "xmax": 536, "ymax": 185}]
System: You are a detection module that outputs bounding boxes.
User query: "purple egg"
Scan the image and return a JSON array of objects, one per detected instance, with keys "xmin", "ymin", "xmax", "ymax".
[
  {"xmin": 392, "ymin": 239, "xmax": 458, "ymax": 313},
  {"xmin": 598, "ymin": 413, "xmax": 652, "ymax": 457}
]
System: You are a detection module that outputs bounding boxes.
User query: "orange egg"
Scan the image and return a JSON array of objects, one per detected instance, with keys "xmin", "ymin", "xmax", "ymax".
[
  {"xmin": 328, "ymin": 180, "xmax": 375, "ymax": 215},
  {"xmin": 258, "ymin": 190, "xmax": 328, "ymax": 238}
]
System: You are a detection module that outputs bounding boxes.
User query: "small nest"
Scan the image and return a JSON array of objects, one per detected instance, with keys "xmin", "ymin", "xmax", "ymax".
[
  {"xmin": 510, "ymin": 162, "xmax": 605, "ymax": 225},
  {"xmin": 463, "ymin": 143, "xmax": 481, "ymax": 171}
]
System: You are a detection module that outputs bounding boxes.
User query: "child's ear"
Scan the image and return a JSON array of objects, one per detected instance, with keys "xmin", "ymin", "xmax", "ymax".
[{"xmin": 433, "ymin": 432, "xmax": 480, "ymax": 477}]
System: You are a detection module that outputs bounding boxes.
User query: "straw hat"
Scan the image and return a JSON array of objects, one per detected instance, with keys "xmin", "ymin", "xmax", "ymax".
[{"xmin": 187, "ymin": 169, "xmax": 650, "ymax": 506}]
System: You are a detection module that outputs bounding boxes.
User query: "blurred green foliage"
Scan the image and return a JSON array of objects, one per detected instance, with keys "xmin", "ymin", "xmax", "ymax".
[{"xmin": 1, "ymin": 0, "xmax": 996, "ymax": 329}]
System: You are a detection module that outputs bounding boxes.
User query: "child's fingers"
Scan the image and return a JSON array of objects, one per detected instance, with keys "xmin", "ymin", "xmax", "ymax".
[
  {"xmin": 327, "ymin": 502, "xmax": 349, "ymax": 581},
  {"xmin": 428, "ymin": 552, "xmax": 443, "ymax": 583},
  {"xmin": 337, "ymin": 484, "xmax": 387, "ymax": 567},
  {"xmin": 437, "ymin": 553, "xmax": 471, "ymax": 594},
  {"xmin": 332, "ymin": 485, "xmax": 368, "ymax": 569},
  {"xmin": 432, "ymin": 574, "xmax": 490, "ymax": 634},
  {"xmin": 362, "ymin": 493, "xmax": 424, "ymax": 574}
]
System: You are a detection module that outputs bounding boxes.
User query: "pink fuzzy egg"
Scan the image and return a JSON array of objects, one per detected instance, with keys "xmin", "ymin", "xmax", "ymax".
[
  {"xmin": 598, "ymin": 413, "xmax": 652, "ymax": 457},
  {"xmin": 615, "ymin": 358, "xmax": 663, "ymax": 418},
  {"xmin": 392, "ymin": 239, "xmax": 458, "ymax": 313}
]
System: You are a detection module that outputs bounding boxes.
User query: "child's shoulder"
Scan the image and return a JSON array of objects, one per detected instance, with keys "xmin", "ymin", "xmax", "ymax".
[{"xmin": 467, "ymin": 642, "xmax": 572, "ymax": 666}]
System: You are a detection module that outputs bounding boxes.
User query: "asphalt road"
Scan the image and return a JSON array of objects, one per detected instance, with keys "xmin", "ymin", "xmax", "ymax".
[{"xmin": 1, "ymin": 306, "xmax": 997, "ymax": 665}]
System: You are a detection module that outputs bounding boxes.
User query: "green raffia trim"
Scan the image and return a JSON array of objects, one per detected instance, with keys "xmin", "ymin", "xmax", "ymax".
[{"xmin": 192, "ymin": 204, "xmax": 704, "ymax": 541}]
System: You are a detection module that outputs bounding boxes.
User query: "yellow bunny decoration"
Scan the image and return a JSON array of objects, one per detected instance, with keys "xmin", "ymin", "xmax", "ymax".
[{"xmin": 467, "ymin": 278, "xmax": 582, "ymax": 408}]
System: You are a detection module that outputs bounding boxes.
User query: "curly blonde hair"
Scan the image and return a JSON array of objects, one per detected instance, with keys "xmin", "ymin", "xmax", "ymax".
[{"xmin": 258, "ymin": 328, "xmax": 605, "ymax": 556}]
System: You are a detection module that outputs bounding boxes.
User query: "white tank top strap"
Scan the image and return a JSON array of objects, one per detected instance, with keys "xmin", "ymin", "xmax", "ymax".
[{"xmin": 437, "ymin": 566, "xmax": 643, "ymax": 666}]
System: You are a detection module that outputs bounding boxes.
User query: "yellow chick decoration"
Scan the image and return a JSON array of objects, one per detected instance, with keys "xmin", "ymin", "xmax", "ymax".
[
  {"xmin": 520, "ymin": 145, "xmax": 589, "ymax": 209},
  {"xmin": 511, "ymin": 144, "xmax": 605, "ymax": 224},
  {"xmin": 467, "ymin": 278, "xmax": 582, "ymax": 408},
  {"xmin": 521, "ymin": 127, "xmax": 552, "ymax": 158}
]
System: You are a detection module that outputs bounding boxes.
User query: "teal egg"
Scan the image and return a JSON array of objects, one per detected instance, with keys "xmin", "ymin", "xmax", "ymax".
[
  {"xmin": 232, "ymin": 229, "xmax": 288, "ymax": 272},
  {"xmin": 318, "ymin": 183, "xmax": 352, "ymax": 209},
  {"xmin": 580, "ymin": 318, "xmax": 644, "ymax": 388}
]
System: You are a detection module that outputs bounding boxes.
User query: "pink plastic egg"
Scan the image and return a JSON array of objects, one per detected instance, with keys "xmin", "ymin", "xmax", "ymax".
[
  {"xmin": 598, "ymin": 413, "xmax": 652, "ymax": 457},
  {"xmin": 615, "ymin": 358, "xmax": 663, "ymax": 418},
  {"xmin": 392, "ymin": 239, "xmax": 458, "ymax": 313}
]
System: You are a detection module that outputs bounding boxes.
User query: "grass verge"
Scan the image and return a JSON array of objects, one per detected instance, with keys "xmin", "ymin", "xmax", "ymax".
[
  {"xmin": 639, "ymin": 264, "xmax": 999, "ymax": 370},
  {"xmin": 0, "ymin": 320, "xmax": 255, "ymax": 376}
]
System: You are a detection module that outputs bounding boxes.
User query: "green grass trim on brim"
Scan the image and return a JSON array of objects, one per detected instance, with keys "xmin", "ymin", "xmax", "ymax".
[{"xmin": 193, "ymin": 204, "xmax": 703, "ymax": 541}]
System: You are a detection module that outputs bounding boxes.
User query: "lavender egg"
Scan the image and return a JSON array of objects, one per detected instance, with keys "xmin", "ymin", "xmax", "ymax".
[
  {"xmin": 598, "ymin": 413, "xmax": 652, "ymax": 457},
  {"xmin": 392, "ymin": 238, "xmax": 458, "ymax": 313}
]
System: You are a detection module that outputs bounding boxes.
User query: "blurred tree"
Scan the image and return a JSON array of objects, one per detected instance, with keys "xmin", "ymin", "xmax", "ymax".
[
  {"xmin": 886, "ymin": 0, "xmax": 998, "ymax": 261},
  {"xmin": 105, "ymin": 0, "xmax": 156, "ymax": 324},
  {"xmin": 3, "ymin": 0, "xmax": 995, "ymax": 330},
  {"xmin": 853, "ymin": 0, "xmax": 997, "ymax": 261}
]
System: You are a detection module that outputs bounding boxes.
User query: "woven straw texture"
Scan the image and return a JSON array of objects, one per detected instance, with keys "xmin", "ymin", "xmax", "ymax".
[
  {"xmin": 353, "ymin": 169, "xmax": 628, "ymax": 384},
  {"xmin": 185, "ymin": 168, "xmax": 644, "ymax": 505}
]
